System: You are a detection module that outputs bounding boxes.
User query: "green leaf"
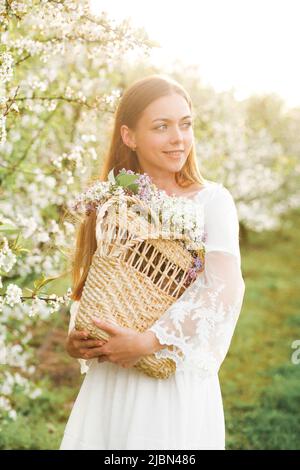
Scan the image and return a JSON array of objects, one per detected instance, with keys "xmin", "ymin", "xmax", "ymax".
[
  {"xmin": 126, "ymin": 183, "xmax": 139, "ymax": 193},
  {"xmin": 0, "ymin": 224, "xmax": 19, "ymax": 233},
  {"xmin": 15, "ymin": 247, "xmax": 30, "ymax": 254},
  {"xmin": 115, "ymin": 173, "xmax": 139, "ymax": 188},
  {"xmin": 33, "ymin": 274, "xmax": 60, "ymax": 291}
]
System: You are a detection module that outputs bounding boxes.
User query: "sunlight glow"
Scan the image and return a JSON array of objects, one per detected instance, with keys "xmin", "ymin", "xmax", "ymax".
[{"xmin": 90, "ymin": 0, "xmax": 300, "ymax": 109}]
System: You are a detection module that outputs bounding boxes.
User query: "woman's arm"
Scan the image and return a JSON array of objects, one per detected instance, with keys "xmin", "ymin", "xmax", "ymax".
[
  {"xmin": 146, "ymin": 184, "xmax": 246, "ymax": 375},
  {"xmin": 138, "ymin": 330, "xmax": 168, "ymax": 355},
  {"xmin": 91, "ymin": 317, "xmax": 167, "ymax": 368}
]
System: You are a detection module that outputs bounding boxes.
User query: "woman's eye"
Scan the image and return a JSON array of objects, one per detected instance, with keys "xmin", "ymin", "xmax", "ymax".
[{"xmin": 155, "ymin": 122, "xmax": 192, "ymax": 130}]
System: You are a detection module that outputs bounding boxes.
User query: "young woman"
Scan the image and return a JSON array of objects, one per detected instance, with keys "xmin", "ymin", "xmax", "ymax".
[{"xmin": 59, "ymin": 74, "xmax": 246, "ymax": 450}]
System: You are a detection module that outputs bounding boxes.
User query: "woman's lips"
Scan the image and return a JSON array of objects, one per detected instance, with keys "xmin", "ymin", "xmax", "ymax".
[{"xmin": 163, "ymin": 151, "xmax": 184, "ymax": 158}]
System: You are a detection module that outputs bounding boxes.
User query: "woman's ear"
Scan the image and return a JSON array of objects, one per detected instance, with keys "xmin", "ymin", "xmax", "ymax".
[{"xmin": 120, "ymin": 124, "xmax": 136, "ymax": 150}]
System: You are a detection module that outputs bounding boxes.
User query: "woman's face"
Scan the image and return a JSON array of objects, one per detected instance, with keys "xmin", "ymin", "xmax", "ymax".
[{"xmin": 121, "ymin": 93, "xmax": 194, "ymax": 177}]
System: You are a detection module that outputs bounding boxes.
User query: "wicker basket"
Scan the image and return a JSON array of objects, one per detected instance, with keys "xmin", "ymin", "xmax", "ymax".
[{"xmin": 75, "ymin": 194, "xmax": 205, "ymax": 379}]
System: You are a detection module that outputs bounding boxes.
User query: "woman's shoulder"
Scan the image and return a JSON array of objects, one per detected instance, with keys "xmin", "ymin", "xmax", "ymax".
[
  {"xmin": 199, "ymin": 180, "xmax": 234, "ymax": 200},
  {"xmin": 195, "ymin": 181, "xmax": 237, "ymax": 215}
]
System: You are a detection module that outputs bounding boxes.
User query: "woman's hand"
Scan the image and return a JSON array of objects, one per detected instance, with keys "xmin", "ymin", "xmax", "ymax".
[
  {"xmin": 91, "ymin": 317, "xmax": 160, "ymax": 369},
  {"xmin": 65, "ymin": 328, "xmax": 106, "ymax": 360}
]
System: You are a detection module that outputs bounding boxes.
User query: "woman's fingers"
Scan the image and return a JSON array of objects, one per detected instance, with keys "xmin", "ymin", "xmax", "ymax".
[
  {"xmin": 74, "ymin": 338, "xmax": 105, "ymax": 349},
  {"xmin": 80, "ymin": 339, "xmax": 105, "ymax": 348},
  {"xmin": 80, "ymin": 347, "xmax": 107, "ymax": 359},
  {"xmin": 71, "ymin": 329, "xmax": 89, "ymax": 340}
]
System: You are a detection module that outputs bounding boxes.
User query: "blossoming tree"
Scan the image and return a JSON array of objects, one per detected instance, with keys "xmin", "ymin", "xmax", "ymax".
[
  {"xmin": 0, "ymin": 0, "xmax": 299, "ymax": 426},
  {"xmin": 0, "ymin": 0, "xmax": 155, "ymax": 422}
]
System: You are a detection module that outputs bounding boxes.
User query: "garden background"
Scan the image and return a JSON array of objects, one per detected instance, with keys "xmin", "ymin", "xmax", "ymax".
[{"xmin": 0, "ymin": 0, "xmax": 299, "ymax": 449}]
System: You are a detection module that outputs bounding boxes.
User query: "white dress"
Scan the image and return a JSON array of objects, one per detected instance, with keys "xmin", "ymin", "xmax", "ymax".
[{"xmin": 59, "ymin": 181, "xmax": 246, "ymax": 450}]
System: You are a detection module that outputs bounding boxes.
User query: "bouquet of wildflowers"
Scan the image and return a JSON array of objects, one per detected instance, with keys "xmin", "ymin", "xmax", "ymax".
[
  {"xmin": 71, "ymin": 168, "xmax": 206, "ymax": 379},
  {"xmin": 72, "ymin": 168, "xmax": 206, "ymax": 287}
]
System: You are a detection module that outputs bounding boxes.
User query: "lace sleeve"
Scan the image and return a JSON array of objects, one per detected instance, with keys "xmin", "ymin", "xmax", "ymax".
[{"xmin": 148, "ymin": 184, "xmax": 246, "ymax": 377}]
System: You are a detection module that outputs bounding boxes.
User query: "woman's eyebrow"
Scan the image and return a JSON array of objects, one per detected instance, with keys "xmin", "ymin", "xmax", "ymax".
[{"xmin": 151, "ymin": 115, "xmax": 192, "ymax": 123}]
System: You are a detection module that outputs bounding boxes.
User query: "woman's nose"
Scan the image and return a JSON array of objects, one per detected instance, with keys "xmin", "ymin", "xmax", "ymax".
[{"xmin": 170, "ymin": 126, "xmax": 184, "ymax": 142}]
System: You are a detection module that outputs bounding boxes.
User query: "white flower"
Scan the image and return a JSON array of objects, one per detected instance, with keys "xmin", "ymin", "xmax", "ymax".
[
  {"xmin": 63, "ymin": 221, "xmax": 75, "ymax": 235},
  {"xmin": 29, "ymin": 388, "xmax": 42, "ymax": 399},
  {"xmin": 0, "ymin": 396, "xmax": 11, "ymax": 412},
  {"xmin": 48, "ymin": 220, "xmax": 59, "ymax": 233},
  {"xmin": 1, "ymin": 382, "xmax": 12, "ymax": 395},
  {"xmin": 0, "ymin": 51, "xmax": 14, "ymax": 83},
  {"xmin": 4, "ymin": 284, "xmax": 22, "ymax": 307},
  {"xmin": 0, "ymin": 344, "xmax": 7, "ymax": 364},
  {"xmin": 36, "ymin": 231, "xmax": 50, "ymax": 243},
  {"xmin": 8, "ymin": 409, "xmax": 17, "ymax": 421},
  {"xmin": 27, "ymin": 365, "xmax": 36, "ymax": 375},
  {"xmin": 10, "ymin": 102, "xmax": 19, "ymax": 113},
  {"xmin": 28, "ymin": 297, "xmax": 49, "ymax": 319},
  {"xmin": 0, "ymin": 237, "xmax": 17, "ymax": 273},
  {"xmin": 0, "ymin": 114, "xmax": 7, "ymax": 146}
]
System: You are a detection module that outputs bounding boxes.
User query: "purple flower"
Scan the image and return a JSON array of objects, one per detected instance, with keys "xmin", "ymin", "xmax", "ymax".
[
  {"xmin": 138, "ymin": 186, "xmax": 151, "ymax": 201},
  {"xmin": 194, "ymin": 257, "xmax": 203, "ymax": 270},
  {"xmin": 72, "ymin": 202, "xmax": 80, "ymax": 211},
  {"xmin": 201, "ymin": 231, "xmax": 207, "ymax": 243},
  {"xmin": 187, "ymin": 267, "xmax": 197, "ymax": 279},
  {"xmin": 183, "ymin": 267, "xmax": 198, "ymax": 287},
  {"xmin": 136, "ymin": 174, "xmax": 153, "ymax": 187},
  {"xmin": 119, "ymin": 168, "xmax": 135, "ymax": 175}
]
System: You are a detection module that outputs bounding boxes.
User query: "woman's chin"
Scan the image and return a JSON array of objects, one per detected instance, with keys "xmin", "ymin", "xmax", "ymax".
[{"xmin": 166, "ymin": 159, "xmax": 185, "ymax": 171}]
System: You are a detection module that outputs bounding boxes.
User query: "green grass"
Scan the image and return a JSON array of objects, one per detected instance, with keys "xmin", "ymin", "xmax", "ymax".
[
  {"xmin": 0, "ymin": 378, "xmax": 80, "ymax": 450},
  {"xmin": 220, "ymin": 208, "xmax": 300, "ymax": 449},
  {"xmin": 1, "ymin": 209, "xmax": 300, "ymax": 449}
]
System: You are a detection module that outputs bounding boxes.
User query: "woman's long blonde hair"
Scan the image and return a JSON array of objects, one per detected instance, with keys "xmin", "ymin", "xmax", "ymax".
[{"xmin": 71, "ymin": 74, "xmax": 206, "ymax": 301}]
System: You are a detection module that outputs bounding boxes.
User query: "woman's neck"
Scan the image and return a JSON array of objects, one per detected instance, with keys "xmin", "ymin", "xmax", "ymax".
[{"xmin": 137, "ymin": 165, "xmax": 200, "ymax": 197}]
